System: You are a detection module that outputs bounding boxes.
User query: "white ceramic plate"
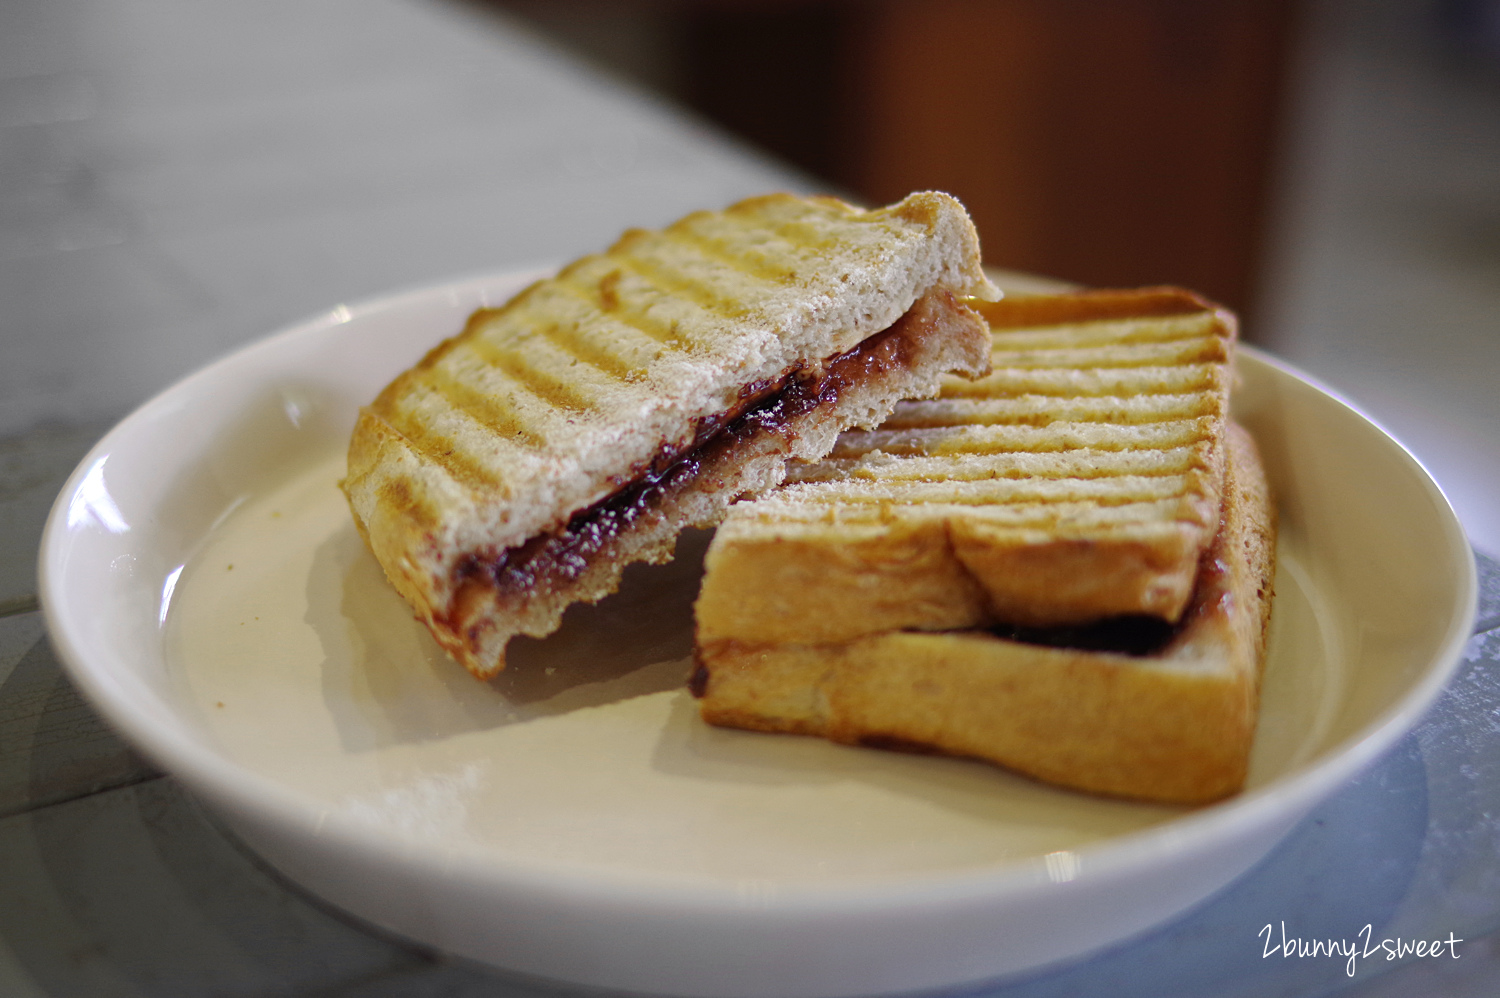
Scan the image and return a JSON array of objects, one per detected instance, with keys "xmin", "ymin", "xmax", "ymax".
[{"xmin": 40, "ymin": 269, "xmax": 1476, "ymax": 998}]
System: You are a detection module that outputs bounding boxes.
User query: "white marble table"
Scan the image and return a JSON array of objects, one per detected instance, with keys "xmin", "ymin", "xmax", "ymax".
[{"xmin": 4, "ymin": 2, "xmax": 1499, "ymax": 995}]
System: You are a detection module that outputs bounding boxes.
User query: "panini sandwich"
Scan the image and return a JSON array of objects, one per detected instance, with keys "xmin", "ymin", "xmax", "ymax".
[
  {"xmin": 692, "ymin": 288, "xmax": 1277, "ymax": 803},
  {"xmin": 344, "ymin": 192, "xmax": 998, "ymax": 679}
]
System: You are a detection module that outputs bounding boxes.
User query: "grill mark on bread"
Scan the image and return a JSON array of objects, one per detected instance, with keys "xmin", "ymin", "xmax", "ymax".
[
  {"xmin": 355, "ymin": 409, "xmax": 508, "ymax": 510},
  {"xmin": 876, "ymin": 393, "xmax": 1219, "ymax": 429},
  {"xmin": 668, "ymin": 195, "xmax": 881, "ymax": 261},
  {"xmin": 693, "ymin": 422, "xmax": 1273, "ymax": 803},
  {"xmin": 782, "ymin": 477, "xmax": 1196, "ymax": 507},
  {"xmin": 794, "ymin": 445, "xmax": 1207, "ymax": 482},
  {"xmin": 945, "ymin": 364, "xmax": 1225, "ymax": 398},
  {"xmin": 975, "ymin": 286, "xmax": 1219, "ymax": 326},
  {"xmin": 378, "ymin": 423, "xmax": 502, "ymax": 490},
  {"xmin": 563, "ymin": 250, "xmax": 745, "ymax": 353},
  {"xmin": 833, "ymin": 418, "xmax": 1217, "ymax": 456},
  {"xmin": 345, "ymin": 192, "xmax": 999, "ymax": 679},
  {"xmin": 384, "ymin": 376, "xmax": 546, "ymax": 479},
  {"xmin": 785, "ymin": 474, "xmax": 1205, "ymax": 504},
  {"xmin": 760, "ymin": 212, "xmax": 882, "ymax": 256},
  {"xmin": 549, "ymin": 271, "xmax": 702, "ymax": 353},
  {"xmin": 833, "ymin": 427, "xmax": 1216, "ymax": 460},
  {"xmin": 979, "ymin": 338, "xmax": 1229, "ymax": 371},
  {"xmin": 663, "ymin": 226, "xmax": 805, "ymax": 288},
  {"xmin": 611, "ymin": 233, "xmax": 755, "ymax": 321},
  {"xmin": 691, "ymin": 285, "xmax": 1238, "ymax": 665},
  {"xmin": 461, "ymin": 334, "xmax": 603, "ymax": 413},
  {"xmin": 537, "ymin": 324, "xmax": 641, "ymax": 384},
  {"xmin": 454, "ymin": 322, "xmax": 918, "ymax": 603},
  {"xmin": 444, "ymin": 293, "xmax": 647, "ymax": 409},
  {"xmin": 675, "ymin": 205, "xmax": 882, "ymax": 279},
  {"xmin": 716, "ymin": 193, "xmax": 869, "ymax": 252},
  {"xmin": 740, "ymin": 497, "xmax": 1196, "ymax": 529},
  {"xmin": 985, "ymin": 313, "xmax": 1221, "ymax": 350},
  {"xmin": 493, "ymin": 299, "xmax": 642, "ymax": 384},
  {"xmin": 418, "ymin": 367, "xmax": 554, "ymax": 449}
]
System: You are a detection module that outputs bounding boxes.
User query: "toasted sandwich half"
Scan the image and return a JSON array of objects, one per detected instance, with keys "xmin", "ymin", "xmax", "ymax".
[
  {"xmin": 691, "ymin": 288, "xmax": 1275, "ymax": 804},
  {"xmin": 695, "ymin": 287, "xmax": 1237, "ymax": 646},
  {"xmin": 692, "ymin": 423, "xmax": 1274, "ymax": 804},
  {"xmin": 343, "ymin": 192, "xmax": 998, "ymax": 678}
]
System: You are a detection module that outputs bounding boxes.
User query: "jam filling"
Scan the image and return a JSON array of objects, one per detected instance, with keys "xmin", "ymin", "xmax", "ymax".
[
  {"xmin": 687, "ymin": 616, "xmax": 1180, "ymax": 700},
  {"xmin": 688, "ymin": 657, "xmax": 711, "ymax": 698},
  {"xmin": 987, "ymin": 615, "xmax": 1178, "ymax": 657},
  {"xmin": 457, "ymin": 322, "xmax": 915, "ymax": 598},
  {"xmin": 984, "ymin": 549, "xmax": 1234, "ymax": 658}
]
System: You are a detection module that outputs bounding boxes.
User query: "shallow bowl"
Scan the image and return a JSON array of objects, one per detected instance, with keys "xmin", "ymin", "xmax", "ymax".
[{"xmin": 40, "ymin": 269, "xmax": 1476, "ymax": 997}]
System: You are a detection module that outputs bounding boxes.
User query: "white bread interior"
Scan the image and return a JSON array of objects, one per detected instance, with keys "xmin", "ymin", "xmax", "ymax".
[
  {"xmin": 344, "ymin": 191, "xmax": 997, "ymax": 677},
  {"xmin": 693, "ymin": 422, "xmax": 1275, "ymax": 804}
]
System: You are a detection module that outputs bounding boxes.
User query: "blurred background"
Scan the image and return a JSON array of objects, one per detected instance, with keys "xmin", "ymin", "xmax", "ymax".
[
  {"xmin": 489, "ymin": 0, "xmax": 1500, "ymax": 553},
  {"xmin": 3, "ymin": 0, "xmax": 1497, "ymax": 556},
  {"xmin": 497, "ymin": 0, "xmax": 1298, "ymax": 319}
]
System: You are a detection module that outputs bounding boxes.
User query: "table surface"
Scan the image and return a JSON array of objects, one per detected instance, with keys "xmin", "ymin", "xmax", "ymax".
[{"xmin": 4, "ymin": 2, "xmax": 1500, "ymax": 996}]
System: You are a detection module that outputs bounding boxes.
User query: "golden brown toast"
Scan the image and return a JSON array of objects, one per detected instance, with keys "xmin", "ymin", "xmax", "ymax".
[
  {"xmin": 694, "ymin": 287, "xmax": 1236, "ymax": 647},
  {"xmin": 692, "ymin": 423, "xmax": 1276, "ymax": 804},
  {"xmin": 343, "ymin": 192, "xmax": 997, "ymax": 678}
]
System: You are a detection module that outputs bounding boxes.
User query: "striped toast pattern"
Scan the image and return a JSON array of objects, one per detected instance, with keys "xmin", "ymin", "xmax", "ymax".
[
  {"xmin": 694, "ymin": 423, "xmax": 1275, "ymax": 804},
  {"xmin": 695, "ymin": 288, "xmax": 1237, "ymax": 645},
  {"xmin": 358, "ymin": 198, "xmax": 978, "ymax": 498},
  {"xmin": 344, "ymin": 192, "xmax": 997, "ymax": 676}
]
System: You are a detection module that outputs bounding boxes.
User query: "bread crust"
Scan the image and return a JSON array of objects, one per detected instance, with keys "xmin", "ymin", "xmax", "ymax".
[
  {"xmin": 694, "ymin": 422, "xmax": 1276, "ymax": 804},
  {"xmin": 695, "ymin": 287, "xmax": 1237, "ymax": 646},
  {"xmin": 343, "ymin": 192, "xmax": 996, "ymax": 677},
  {"xmin": 443, "ymin": 289, "xmax": 992, "ymax": 676}
]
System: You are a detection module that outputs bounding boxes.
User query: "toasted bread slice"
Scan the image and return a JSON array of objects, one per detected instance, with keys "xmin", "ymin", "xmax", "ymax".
[
  {"xmin": 344, "ymin": 192, "xmax": 997, "ymax": 678},
  {"xmin": 694, "ymin": 287, "xmax": 1236, "ymax": 646},
  {"xmin": 692, "ymin": 423, "xmax": 1276, "ymax": 804}
]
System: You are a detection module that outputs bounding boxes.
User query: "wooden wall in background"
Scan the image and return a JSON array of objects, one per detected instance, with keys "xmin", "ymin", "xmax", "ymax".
[
  {"xmin": 501, "ymin": 0, "xmax": 1299, "ymax": 320},
  {"xmin": 843, "ymin": 0, "xmax": 1299, "ymax": 318}
]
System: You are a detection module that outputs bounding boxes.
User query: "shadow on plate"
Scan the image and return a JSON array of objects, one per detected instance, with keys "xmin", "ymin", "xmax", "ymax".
[{"xmin": 307, "ymin": 524, "xmax": 708, "ymax": 751}]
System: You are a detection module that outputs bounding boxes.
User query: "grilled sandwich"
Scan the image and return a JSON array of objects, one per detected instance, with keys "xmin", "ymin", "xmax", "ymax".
[
  {"xmin": 344, "ymin": 192, "xmax": 998, "ymax": 679},
  {"xmin": 691, "ymin": 288, "xmax": 1276, "ymax": 804},
  {"xmin": 695, "ymin": 287, "xmax": 1237, "ymax": 646}
]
